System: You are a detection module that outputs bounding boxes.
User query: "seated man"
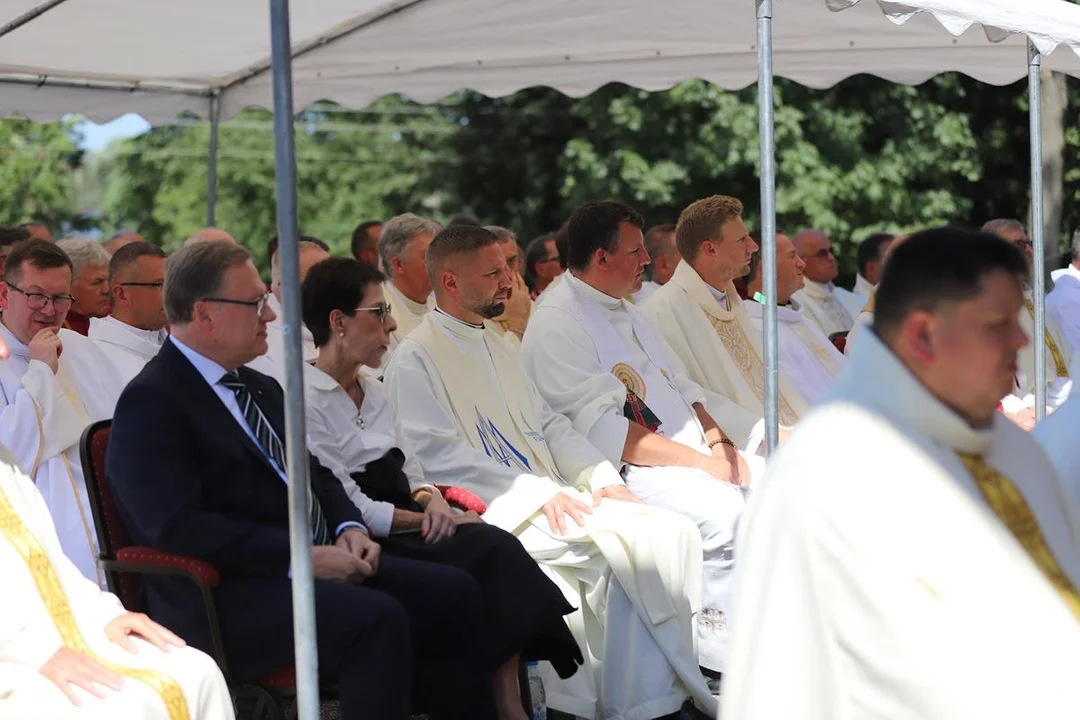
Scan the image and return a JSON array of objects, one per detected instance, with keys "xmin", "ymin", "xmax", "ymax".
[
  {"xmin": 385, "ymin": 225, "xmax": 717, "ymax": 720},
  {"xmin": 380, "ymin": 213, "xmax": 442, "ymax": 356},
  {"xmin": 183, "ymin": 227, "xmax": 235, "ymax": 246},
  {"xmin": 643, "ymin": 196, "xmax": 808, "ymax": 426},
  {"xmin": 247, "ymin": 235, "xmax": 331, "ymax": 379},
  {"xmin": 56, "ymin": 237, "xmax": 112, "ymax": 336},
  {"xmin": 744, "ymin": 233, "xmax": 845, "ymax": 406},
  {"xmin": 522, "ymin": 201, "xmax": 764, "ymax": 677},
  {"xmin": 726, "ymin": 228, "xmax": 1080, "ymax": 719},
  {"xmin": 790, "ymin": 229, "xmax": 855, "ymax": 337},
  {"xmin": 106, "ymin": 240, "xmax": 498, "ymax": 720},
  {"xmin": 89, "ymin": 242, "xmax": 169, "ymax": 388},
  {"xmin": 0, "ymin": 239, "xmax": 124, "ymax": 586},
  {"xmin": 484, "ymin": 226, "xmax": 532, "ymax": 348},
  {"xmin": 0, "ymin": 398, "xmax": 232, "ymax": 719},
  {"xmin": 835, "ymin": 232, "xmax": 893, "ymax": 319}
]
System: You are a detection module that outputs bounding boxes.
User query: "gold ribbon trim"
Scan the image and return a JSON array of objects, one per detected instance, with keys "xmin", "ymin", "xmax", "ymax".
[
  {"xmin": 706, "ymin": 316, "xmax": 799, "ymax": 426},
  {"xmin": 1024, "ymin": 298, "xmax": 1068, "ymax": 378},
  {"xmin": 958, "ymin": 453, "xmax": 1080, "ymax": 624},
  {"xmin": 0, "ymin": 483, "xmax": 190, "ymax": 720}
]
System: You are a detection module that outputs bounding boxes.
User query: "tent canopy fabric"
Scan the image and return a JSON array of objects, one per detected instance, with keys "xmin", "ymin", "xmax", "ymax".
[{"xmin": 2, "ymin": 0, "xmax": 1080, "ymax": 124}]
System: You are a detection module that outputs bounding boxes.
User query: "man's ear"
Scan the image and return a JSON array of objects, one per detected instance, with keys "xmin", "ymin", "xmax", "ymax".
[{"xmin": 904, "ymin": 311, "xmax": 937, "ymax": 364}]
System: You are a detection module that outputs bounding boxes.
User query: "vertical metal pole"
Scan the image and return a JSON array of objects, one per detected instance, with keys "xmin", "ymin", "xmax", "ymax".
[
  {"xmin": 1029, "ymin": 40, "xmax": 1048, "ymax": 420},
  {"xmin": 206, "ymin": 93, "xmax": 221, "ymax": 227},
  {"xmin": 268, "ymin": 1, "xmax": 321, "ymax": 719},
  {"xmin": 757, "ymin": 0, "xmax": 779, "ymax": 453}
]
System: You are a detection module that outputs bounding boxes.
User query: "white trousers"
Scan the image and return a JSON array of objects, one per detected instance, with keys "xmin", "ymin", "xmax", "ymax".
[
  {"xmin": 624, "ymin": 457, "xmax": 762, "ymax": 673},
  {"xmin": 0, "ymin": 640, "xmax": 234, "ymax": 720},
  {"xmin": 517, "ymin": 499, "xmax": 718, "ymax": 720}
]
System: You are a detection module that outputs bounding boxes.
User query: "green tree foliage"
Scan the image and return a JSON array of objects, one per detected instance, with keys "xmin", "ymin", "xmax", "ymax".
[{"xmin": 0, "ymin": 117, "xmax": 86, "ymax": 234}]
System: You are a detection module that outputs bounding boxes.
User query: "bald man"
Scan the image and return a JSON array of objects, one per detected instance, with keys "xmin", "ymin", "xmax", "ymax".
[
  {"xmin": 184, "ymin": 228, "xmax": 236, "ymax": 246},
  {"xmin": 791, "ymin": 229, "xmax": 855, "ymax": 337},
  {"xmin": 103, "ymin": 231, "xmax": 145, "ymax": 256}
]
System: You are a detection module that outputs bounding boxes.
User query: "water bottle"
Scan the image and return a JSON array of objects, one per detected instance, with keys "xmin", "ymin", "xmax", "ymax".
[{"xmin": 527, "ymin": 661, "xmax": 547, "ymax": 720}]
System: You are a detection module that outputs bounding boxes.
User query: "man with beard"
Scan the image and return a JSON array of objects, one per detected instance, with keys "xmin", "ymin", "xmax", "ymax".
[
  {"xmin": 385, "ymin": 225, "xmax": 717, "ymax": 720},
  {"xmin": 643, "ymin": 195, "xmax": 808, "ymax": 428}
]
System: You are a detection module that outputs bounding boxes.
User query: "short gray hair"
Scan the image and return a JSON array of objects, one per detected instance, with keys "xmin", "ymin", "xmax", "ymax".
[
  {"xmin": 378, "ymin": 213, "xmax": 443, "ymax": 277},
  {"xmin": 981, "ymin": 218, "xmax": 1026, "ymax": 238},
  {"xmin": 164, "ymin": 241, "xmax": 253, "ymax": 324},
  {"xmin": 55, "ymin": 237, "xmax": 110, "ymax": 277},
  {"xmin": 483, "ymin": 225, "xmax": 516, "ymax": 243}
]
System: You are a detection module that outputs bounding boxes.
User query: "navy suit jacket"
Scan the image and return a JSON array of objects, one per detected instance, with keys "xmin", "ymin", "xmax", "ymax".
[{"xmin": 106, "ymin": 339, "xmax": 368, "ymax": 655}]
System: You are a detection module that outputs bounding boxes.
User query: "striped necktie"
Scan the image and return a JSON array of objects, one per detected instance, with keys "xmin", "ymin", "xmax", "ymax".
[{"xmin": 221, "ymin": 371, "xmax": 331, "ymax": 545}]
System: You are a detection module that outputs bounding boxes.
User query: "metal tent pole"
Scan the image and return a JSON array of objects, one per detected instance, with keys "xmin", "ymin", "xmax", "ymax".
[
  {"xmin": 1029, "ymin": 40, "xmax": 1048, "ymax": 420},
  {"xmin": 756, "ymin": 0, "xmax": 779, "ymax": 453},
  {"xmin": 206, "ymin": 93, "xmax": 221, "ymax": 227},
  {"xmin": 267, "ymin": 0, "xmax": 321, "ymax": 718}
]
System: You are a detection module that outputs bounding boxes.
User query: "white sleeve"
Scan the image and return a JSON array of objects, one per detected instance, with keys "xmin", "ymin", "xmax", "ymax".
[
  {"xmin": 521, "ymin": 308, "xmax": 632, "ymax": 467},
  {"xmin": 0, "ymin": 362, "xmax": 85, "ymax": 478},
  {"xmin": 384, "ymin": 342, "xmax": 560, "ymax": 534},
  {"xmin": 304, "ymin": 397, "xmax": 395, "ymax": 537}
]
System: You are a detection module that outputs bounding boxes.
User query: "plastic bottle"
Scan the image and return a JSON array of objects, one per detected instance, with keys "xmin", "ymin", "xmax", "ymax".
[{"xmin": 527, "ymin": 661, "xmax": 547, "ymax": 720}]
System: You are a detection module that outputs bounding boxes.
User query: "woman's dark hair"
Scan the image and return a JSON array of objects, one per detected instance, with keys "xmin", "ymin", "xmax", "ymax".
[{"xmin": 302, "ymin": 257, "xmax": 386, "ymax": 347}]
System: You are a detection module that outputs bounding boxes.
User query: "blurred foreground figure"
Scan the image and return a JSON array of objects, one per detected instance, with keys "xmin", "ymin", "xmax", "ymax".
[{"xmin": 726, "ymin": 228, "xmax": 1080, "ymax": 720}]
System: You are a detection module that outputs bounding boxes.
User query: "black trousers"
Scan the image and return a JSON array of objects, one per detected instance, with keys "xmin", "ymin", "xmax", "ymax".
[{"xmin": 214, "ymin": 555, "xmax": 498, "ymax": 720}]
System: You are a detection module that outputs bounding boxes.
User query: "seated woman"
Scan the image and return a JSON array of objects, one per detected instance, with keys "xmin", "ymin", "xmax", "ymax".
[{"xmin": 300, "ymin": 257, "xmax": 581, "ymax": 720}]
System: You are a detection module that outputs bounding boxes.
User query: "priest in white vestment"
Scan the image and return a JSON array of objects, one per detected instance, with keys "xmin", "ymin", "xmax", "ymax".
[
  {"xmin": 0, "ymin": 239, "xmax": 125, "ymax": 587},
  {"xmin": 791, "ymin": 229, "xmax": 855, "ymax": 337},
  {"xmin": 89, "ymin": 242, "xmax": 168, "ymax": 391},
  {"xmin": 485, "ymin": 228, "xmax": 533, "ymax": 349},
  {"xmin": 835, "ymin": 232, "xmax": 893, "ymax": 320},
  {"xmin": 386, "ymin": 225, "xmax": 717, "ymax": 720},
  {"xmin": 380, "ymin": 213, "xmax": 442, "ymax": 360},
  {"xmin": 983, "ymin": 218, "xmax": 1073, "ymax": 410},
  {"xmin": 522, "ymin": 201, "xmax": 767, "ymax": 676},
  {"xmin": 0, "ymin": 434, "xmax": 233, "ymax": 719},
  {"xmin": 631, "ymin": 225, "xmax": 680, "ymax": 306},
  {"xmin": 642, "ymin": 196, "xmax": 808, "ymax": 427},
  {"xmin": 245, "ymin": 237, "xmax": 330, "ymax": 380},
  {"xmin": 744, "ymin": 232, "xmax": 845, "ymax": 405},
  {"xmin": 726, "ymin": 227, "xmax": 1080, "ymax": 720},
  {"xmin": 1048, "ymin": 259, "xmax": 1080, "ymax": 352},
  {"xmin": 1033, "ymin": 355, "xmax": 1080, "ymax": 503}
]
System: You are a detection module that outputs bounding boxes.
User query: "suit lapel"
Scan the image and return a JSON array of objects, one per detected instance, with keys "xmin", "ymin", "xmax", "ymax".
[{"xmin": 159, "ymin": 341, "xmax": 283, "ymax": 478}]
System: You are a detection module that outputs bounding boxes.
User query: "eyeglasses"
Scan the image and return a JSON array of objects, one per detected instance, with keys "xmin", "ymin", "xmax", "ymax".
[
  {"xmin": 6, "ymin": 283, "xmax": 75, "ymax": 312},
  {"xmin": 355, "ymin": 302, "xmax": 392, "ymax": 325},
  {"xmin": 202, "ymin": 294, "xmax": 270, "ymax": 315},
  {"xmin": 120, "ymin": 281, "xmax": 164, "ymax": 289},
  {"xmin": 801, "ymin": 248, "xmax": 835, "ymax": 260},
  {"xmin": 1013, "ymin": 239, "xmax": 1033, "ymax": 250}
]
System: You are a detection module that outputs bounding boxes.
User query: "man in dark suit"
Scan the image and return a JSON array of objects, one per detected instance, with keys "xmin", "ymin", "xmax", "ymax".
[{"xmin": 107, "ymin": 240, "xmax": 497, "ymax": 720}]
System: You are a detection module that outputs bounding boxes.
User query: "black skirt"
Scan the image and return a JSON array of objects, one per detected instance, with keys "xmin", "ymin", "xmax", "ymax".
[{"xmin": 355, "ymin": 450, "xmax": 583, "ymax": 678}]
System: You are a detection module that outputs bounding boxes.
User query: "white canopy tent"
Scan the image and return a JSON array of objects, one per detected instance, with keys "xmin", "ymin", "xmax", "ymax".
[{"xmin": 6, "ymin": 1, "xmax": 1080, "ymax": 716}]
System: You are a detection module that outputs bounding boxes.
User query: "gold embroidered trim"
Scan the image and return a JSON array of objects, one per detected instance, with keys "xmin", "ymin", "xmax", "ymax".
[
  {"xmin": 706, "ymin": 316, "xmax": 799, "ymax": 425},
  {"xmin": 862, "ymin": 290, "xmax": 875, "ymax": 314},
  {"xmin": 0, "ymin": 482, "xmax": 190, "ymax": 720},
  {"xmin": 958, "ymin": 453, "xmax": 1080, "ymax": 624},
  {"xmin": 60, "ymin": 453, "xmax": 105, "ymax": 591},
  {"xmin": 27, "ymin": 395, "xmax": 46, "ymax": 480},
  {"xmin": 787, "ymin": 322, "xmax": 843, "ymax": 379},
  {"xmin": 1024, "ymin": 298, "xmax": 1069, "ymax": 378}
]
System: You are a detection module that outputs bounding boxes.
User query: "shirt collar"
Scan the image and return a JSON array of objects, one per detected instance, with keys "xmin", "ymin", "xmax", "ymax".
[
  {"xmin": 567, "ymin": 272, "xmax": 623, "ymax": 310},
  {"xmin": 169, "ymin": 335, "xmax": 233, "ymax": 386}
]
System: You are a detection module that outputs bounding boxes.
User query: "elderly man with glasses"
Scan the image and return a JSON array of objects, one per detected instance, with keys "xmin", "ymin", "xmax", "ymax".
[
  {"xmin": 791, "ymin": 229, "xmax": 856, "ymax": 338},
  {"xmin": 89, "ymin": 242, "xmax": 169, "ymax": 390},
  {"xmin": 0, "ymin": 239, "xmax": 125, "ymax": 587}
]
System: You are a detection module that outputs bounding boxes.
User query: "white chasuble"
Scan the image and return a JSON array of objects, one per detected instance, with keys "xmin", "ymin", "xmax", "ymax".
[
  {"xmin": 0, "ymin": 321, "xmax": 124, "ymax": 588},
  {"xmin": 88, "ymin": 315, "xmax": 166, "ymax": 390},
  {"xmin": 385, "ymin": 310, "xmax": 717, "ymax": 719},
  {"xmin": 726, "ymin": 328, "xmax": 1080, "ymax": 720},
  {"xmin": 0, "ymin": 444, "xmax": 233, "ymax": 720},
  {"xmin": 1047, "ymin": 265, "xmax": 1080, "ymax": 352},
  {"xmin": 245, "ymin": 295, "xmax": 318, "ymax": 383},
  {"xmin": 744, "ymin": 299, "xmax": 845, "ymax": 406},
  {"xmin": 792, "ymin": 278, "xmax": 855, "ymax": 337},
  {"xmin": 522, "ymin": 274, "xmax": 763, "ymax": 673},
  {"xmin": 1017, "ymin": 288, "xmax": 1072, "ymax": 409},
  {"xmin": 383, "ymin": 280, "xmax": 434, "ymax": 357},
  {"xmin": 642, "ymin": 260, "xmax": 807, "ymax": 426}
]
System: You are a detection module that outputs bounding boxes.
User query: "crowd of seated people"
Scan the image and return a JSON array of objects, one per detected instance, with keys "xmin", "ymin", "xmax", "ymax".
[{"xmin": 1, "ymin": 200, "xmax": 1079, "ymax": 720}]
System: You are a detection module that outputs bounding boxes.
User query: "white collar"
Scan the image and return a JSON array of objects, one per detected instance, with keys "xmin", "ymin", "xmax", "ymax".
[
  {"xmin": 169, "ymin": 336, "xmax": 233, "ymax": 386},
  {"xmin": 386, "ymin": 279, "xmax": 432, "ymax": 316},
  {"xmin": 91, "ymin": 315, "xmax": 166, "ymax": 344},
  {"xmin": 567, "ymin": 272, "xmax": 624, "ymax": 311}
]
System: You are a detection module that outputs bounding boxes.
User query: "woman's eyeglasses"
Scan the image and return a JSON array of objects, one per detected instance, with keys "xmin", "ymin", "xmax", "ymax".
[{"xmin": 355, "ymin": 302, "xmax": 392, "ymax": 325}]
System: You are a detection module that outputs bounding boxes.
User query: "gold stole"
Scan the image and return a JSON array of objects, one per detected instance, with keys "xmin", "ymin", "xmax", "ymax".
[
  {"xmin": 1024, "ymin": 298, "xmax": 1069, "ymax": 378},
  {"xmin": 862, "ymin": 290, "xmax": 875, "ymax": 314},
  {"xmin": 704, "ymin": 314, "xmax": 799, "ymax": 426},
  {"xmin": 0, "ymin": 482, "xmax": 190, "ymax": 719},
  {"xmin": 958, "ymin": 453, "xmax": 1080, "ymax": 623}
]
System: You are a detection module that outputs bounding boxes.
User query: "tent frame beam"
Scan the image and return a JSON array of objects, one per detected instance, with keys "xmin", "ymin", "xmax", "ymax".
[
  {"xmin": 1030, "ymin": 40, "xmax": 1048, "ymax": 420},
  {"xmin": 757, "ymin": 0, "xmax": 779, "ymax": 454},
  {"xmin": 0, "ymin": 0, "xmax": 73, "ymax": 41}
]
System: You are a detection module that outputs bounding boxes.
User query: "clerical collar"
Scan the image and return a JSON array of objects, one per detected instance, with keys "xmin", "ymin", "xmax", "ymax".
[
  {"xmin": 567, "ymin": 272, "xmax": 622, "ymax": 310},
  {"xmin": 101, "ymin": 315, "xmax": 166, "ymax": 344},
  {"xmin": 434, "ymin": 306, "xmax": 485, "ymax": 330},
  {"xmin": 388, "ymin": 280, "xmax": 431, "ymax": 315},
  {"xmin": 0, "ymin": 319, "xmax": 30, "ymax": 357},
  {"xmin": 801, "ymin": 279, "xmax": 836, "ymax": 297},
  {"xmin": 707, "ymin": 283, "xmax": 729, "ymax": 310}
]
